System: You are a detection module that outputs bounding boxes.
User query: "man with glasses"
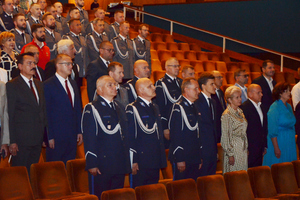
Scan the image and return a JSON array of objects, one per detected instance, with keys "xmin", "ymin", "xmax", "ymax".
[
  {"xmin": 44, "ymin": 54, "xmax": 82, "ymax": 165},
  {"xmin": 211, "ymin": 70, "xmax": 226, "ymax": 143},
  {"xmin": 155, "ymin": 57, "xmax": 182, "ymax": 149},
  {"xmin": 6, "ymin": 52, "xmax": 47, "ymax": 173},
  {"xmin": 133, "ymin": 24, "xmax": 151, "ymax": 72},
  {"xmin": 234, "ymin": 68, "xmax": 249, "ymax": 103},
  {"xmin": 86, "ymin": 41, "xmax": 114, "ymax": 101}
]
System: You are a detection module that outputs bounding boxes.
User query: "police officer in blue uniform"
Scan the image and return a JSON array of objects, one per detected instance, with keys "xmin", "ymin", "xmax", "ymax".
[
  {"xmin": 155, "ymin": 57, "xmax": 182, "ymax": 148},
  {"xmin": 168, "ymin": 78, "xmax": 203, "ymax": 181},
  {"xmin": 0, "ymin": 0, "xmax": 14, "ymax": 32},
  {"xmin": 126, "ymin": 78, "xmax": 167, "ymax": 188},
  {"xmin": 82, "ymin": 75, "xmax": 131, "ymax": 199}
]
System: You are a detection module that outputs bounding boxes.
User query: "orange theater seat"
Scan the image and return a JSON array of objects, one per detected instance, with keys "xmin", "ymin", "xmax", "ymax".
[
  {"xmin": 190, "ymin": 61, "xmax": 204, "ymax": 73},
  {"xmin": 225, "ymin": 72, "xmax": 235, "ymax": 85},
  {"xmin": 184, "ymin": 51, "xmax": 197, "ymax": 61},
  {"xmin": 151, "ymin": 33, "xmax": 164, "ymax": 42},
  {"xmin": 197, "ymin": 175, "xmax": 229, "ymax": 200},
  {"xmin": 157, "ymin": 50, "xmax": 172, "ymax": 61},
  {"xmin": 101, "ymin": 188, "xmax": 136, "ymax": 200},
  {"xmin": 285, "ymin": 72, "xmax": 296, "ymax": 84},
  {"xmin": 207, "ymin": 52, "xmax": 220, "ymax": 61},
  {"xmin": 178, "ymin": 43, "xmax": 190, "ymax": 51},
  {"xmin": 153, "ymin": 71, "xmax": 165, "ymax": 82},
  {"xmin": 250, "ymin": 63, "xmax": 262, "ymax": 72},
  {"xmin": 66, "ymin": 159, "xmax": 89, "ymax": 193},
  {"xmin": 215, "ymin": 61, "xmax": 227, "ymax": 72},
  {"xmin": 219, "ymin": 53, "xmax": 231, "ymax": 62},
  {"xmin": 152, "ymin": 59, "xmax": 163, "ymax": 72},
  {"xmin": 226, "ymin": 62, "xmax": 240, "ymax": 72},
  {"xmin": 151, "ymin": 49, "xmax": 159, "ymax": 60},
  {"xmin": 178, "ymin": 59, "xmax": 190, "ymax": 68},
  {"xmin": 273, "ymin": 72, "xmax": 286, "ymax": 83},
  {"xmin": 166, "ymin": 179, "xmax": 200, "ymax": 200},
  {"xmin": 129, "ymin": 31, "xmax": 138, "ymax": 39},
  {"xmin": 163, "ymin": 34, "xmax": 174, "ymax": 43},
  {"xmin": 172, "ymin": 50, "xmax": 185, "ymax": 60},
  {"xmin": 161, "ymin": 149, "xmax": 173, "ymax": 180},
  {"xmin": 135, "ymin": 183, "xmax": 169, "ymax": 200},
  {"xmin": 240, "ymin": 62, "xmax": 251, "ymax": 72},
  {"xmin": 189, "ymin": 43, "xmax": 202, "ymax": 51},
  {"xmin": 250, "ymin": 72, "xmax": 262, "ymax": 81},
  {"xmin": 203, "ymin": 61, "xmax": 216, "ymax": 72},
  {"xmin": 197, "ymin": 52, "xmax": 209, "ymax": 61},
  {"xmin": 166, "ymin": 42, "xmax": 179, "ymax": 51},
  {"xmin": 153, "ymin": 42, "xmax": 167, "ymax": 50}
]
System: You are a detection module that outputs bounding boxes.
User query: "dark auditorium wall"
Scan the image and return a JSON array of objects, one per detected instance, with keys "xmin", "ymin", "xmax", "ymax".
[{"xmin": 144, "ymin": 0, "xmax": 300, "ymax": 55}]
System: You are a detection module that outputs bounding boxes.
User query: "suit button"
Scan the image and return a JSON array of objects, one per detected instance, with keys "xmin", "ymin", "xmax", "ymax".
[
  {"xmin": 104, "ymin": 155, "xmax": 106, "ymax": 158},
  {"xmin": 141, "ymin": 152, "xmax": 143, "ymax": 154}
]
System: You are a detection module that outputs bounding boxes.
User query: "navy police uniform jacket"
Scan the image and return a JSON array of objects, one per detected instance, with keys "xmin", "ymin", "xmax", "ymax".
[
  {"xmin": 126, "ymin": 97, "xmax": 167, "ymax": 169},
  {"xmin": 168, "ymin": 97, "xmax": 202, "ymax": 164},
  {"xmin": 123, "ymin": 76, "xmax": 138, "ymax": 103},
  {"xmin": 82, "ymin": 96, "xmax": 131, "ymax": 174}
]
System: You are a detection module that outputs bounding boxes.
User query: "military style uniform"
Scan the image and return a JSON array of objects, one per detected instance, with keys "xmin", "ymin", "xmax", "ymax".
[
  {"xmin": 168, "ymin": 96, "xmax": 203, "ymax": 181},
  {"xmin": 86, "ymin": 31, "xmax": 108, "ymax": 62},
  {"xmin": 126, "ymin": 97, "xmax": 167, "ymax": 187},
  {"xmin": 86, "ymin": 20, "xmax": 110, "ymax": 35},
  {"xmin": 10, "ymin": 29, "xmax": 31, "ymax": 53},
  {"xmin": 26, "ymin": 16, "xmax": 42, "ymax": 37},
  {"xmin": 13, "ymin": 6, "xmax": 25, "ymax": 15},
  {"xmin": 62, "ymin": 32, "xmax": 89, "ymax": 77},
  {"xmin": 112, "ymin": 35, "xmax": 134, "ymax": 80},
  {"xmin": 0, "ymin": 12, "xmax": 14, "ymax": 32},
  {"xmin": 133, "ymin": 36, "xmax": 151, "ymax": 71},
  {"xmin": 123, "ymin": 76, "xmax": 139, "ymax": 103},
  {"xmin": 107, "ymin": 22, "xmax": 120, "ymax": 41},
  {"xmin": 82, "ymin": 96, "xmax": 131, "ymax": 199},
  {"xmin": 45, "ymin": 29, "xmax": 61, "ymax": 60},
  {"xmin": 115, "ymin": 85, "xmax": 129, "ymax": 108},
  {"xmin": 56, "ymin": 15, "xmax": 66, "ymax": 27},
  {"xmin": 66, "ymin": 7, "xmax": 89, "ymax": 36}
]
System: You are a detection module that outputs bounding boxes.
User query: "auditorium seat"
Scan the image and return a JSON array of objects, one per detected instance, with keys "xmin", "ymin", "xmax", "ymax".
[
  {"xmin": 197, "ymin": 175, "xmax": 229, "ymax": 200},
  {"xmin": 285, "ymin": 72, "xmax": 296, "ymax": 84},
  {"xmin": 250, "ymin": 72, "xmax": 262, "ymax": 81},
  {"xmin": 203, "ymin": 61, "xmax": 216, "ymax": 72},
  {"xmin": 76, "ymin": 143, "xmax": 85, "ymax": 159},
  {"xmin": 163, "ymin": 34, "xmax": 174, "ymax": 43},
  {"xmin": 240, "ymin": 62, "xmax": 251, "ymax": 72},
  {"xmin": 161, "ymin": 149, "xmax": 173, "ymax": 180},
  {"xmin": 157, "ymin": 50, "xmax": 172, "ymax": 61},
  {"xmin": 250, "ymin": 63, "xmax": 262, "ymax": 72},
  {"xmin": 129, "ymin": 31, "xmax": 139, "ymax": 39},
  {"xmin": 178, "ymin": 59, "xmax": 190, "ymax": 68},
  {"xmin": 225, "ymin": 71, "xmax": 236, "ymax": 85},
  {"xmin": 178, "ymin": 43, "xmax": 190, "ymax": 51},
  {"xmin": 219, "ymin": 53, "xmax": 231, "ymax": 62},
  {"xmin": 292, "ymin": 160, "xmax": 300, "ymax": 188},
  {"xmin": 30, "ymin": 161, "xmax": 98, "ymax": 199},
  {"xmin": 215, "ymin": 61, "xmax": 227, "ymax": 72},
  {"xmin": 152, "ymin": 59, "xmax": 163, "ymax": 71},
  {"xmin": 216, "ymin": 143, "xmax": 223, "ymax": 175},
  {"xmin": 101, "ymin": 188, "xmax": 136, "ymax": 200},
  {"xmin": 82, "ymin": 78, "xmax": 87, "ymax": 86},
  {"xmin": 172, "ymin": 50, "xmax": 185, "ymax": 60},
  {"xmin": 0, "ymin": 152, "xmax": 10, "ymax": 167},
  {"xmin": 153, "ymin": 42, "xmax": 167, "ymax": 50},
  {"xmin": 166, "ymin": 42, "xmax": 179, "ymax": 51},
  {"xmin": 190, "ymin": 61, "xmax": 204, "ymax": 73},
  {"xmin": 153, "ymin": 71, "xmax": 165, "ymax": 82},
  {"xmin": 135, "ymin": 184, "xmax": 169, "ymax": 200},
  {"xmin": 184, "ymin": 51, "xmax": 198, "ymax": 61},
  {"xmin": 273, "ymin": 72, "xmax": 286, "ymax": 83},
  {"xmin": 247, "ymin": 166, "xmax": 300, "ymax": 199},
  {"xmin": 189, "ymin": 43, "xmax": 202, "ymax": 52},
  {"xmin": 197, "ymin": 52, "xmax": 209, "ymax": 61},
  {"xmin": 80, "ymin": 86, "xmax": 89, "ymax": 109},
  {"xmin": 207, "ymin": 52, "xmax": 220, "ymax": 61},
  {"xmin": 226, "ymin": 62, "xmax": 240, "ymax": 72},
  {"xmin": 151, "ymin": 33, "xmax": 164, "ymax": 42},
  {"xmin": 0, "ymin": 166, "xmax": 35, "ymax": 200},
  {"xmin": 166, "ymin": 179, "xmax": 200, "ymax": 200},
  {"xmin": 161, "ymin": 60, "xmax": 167, "ymax": 70},
  {"xmin": 151, "ymin": 49, "xmax": 159, "ymax": 60},
  {"xmin": 66, "ymin": 159, "xmax": 89, "ymax": 193},
  {"xmin": 271, "ymin": 162, "xmax": 300, "ymax": 195}
]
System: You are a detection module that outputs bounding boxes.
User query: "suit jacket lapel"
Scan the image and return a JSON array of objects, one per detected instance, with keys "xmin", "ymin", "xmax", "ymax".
[{"xmin": 18, "ymin": 76, "xmax": 38, "ymax": 106}]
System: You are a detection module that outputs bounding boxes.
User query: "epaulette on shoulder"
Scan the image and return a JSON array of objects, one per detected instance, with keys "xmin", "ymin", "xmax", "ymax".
[{"xmin": 112, "ymin": 36, "xmax": 118, "ymax": 40}]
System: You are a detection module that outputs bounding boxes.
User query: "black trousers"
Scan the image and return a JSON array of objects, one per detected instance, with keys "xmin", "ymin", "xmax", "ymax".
[
  {"xmin": 46, "ymin": 139, "xmax": 77, "ymax": 165},
  {"xmin": 88, "ymin": 172, "xmax": 125, "ymax": 199},
  {"xmin": 11, "ymin": 144, "xmax": 42, "ymax": 174},
  {"xmin": 132, "ymin": 168, "xmax": 159, "ymax": 188},
  {"xmin": 199, "ymin": 158, "xmax": 217, "ymax": 177},
  {"xmin": 173, "ymin": 162, "xmax": 201, "ymax": 181}
]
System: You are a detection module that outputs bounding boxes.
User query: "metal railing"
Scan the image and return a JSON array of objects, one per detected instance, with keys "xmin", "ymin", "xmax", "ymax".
[{"xmin": 123, "ymin": 5, "xmax": 300, "ymax": 72}]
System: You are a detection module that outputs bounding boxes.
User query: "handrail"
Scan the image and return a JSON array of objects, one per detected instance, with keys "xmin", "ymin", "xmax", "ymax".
[{"xmin": 123, "ymin": 5, "xmax": 300, "ymax": 72}]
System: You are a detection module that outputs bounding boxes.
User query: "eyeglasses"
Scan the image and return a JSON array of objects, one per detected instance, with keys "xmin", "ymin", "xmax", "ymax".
[
  {"xmin": 102, "ymin": 48, "xmax": 115, "ymax": 53},
  {"xmin": 25, "ymin": 61, "xmax": 37, "ymax": 66},
  {"xmin": 58, "ymin": 62, "xmax": 72, "ymax": 66},
  {"xmin": 215, "ymin": 76, "xmax": 223, "ymax": 79},
  {"xmin": 167, "ymin": 65, "xmax": 181, "ymax": 68},
  {"xmin": 238, "ymin": 74, "xmax": 249, "ymax": 78}
]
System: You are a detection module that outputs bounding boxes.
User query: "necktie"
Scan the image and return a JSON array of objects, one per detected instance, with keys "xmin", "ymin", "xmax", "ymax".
[
  {"xmin": 106, "ymin": 61, "xmax": 110, "ymax": 66},
  {"xmin": 36, "ymin": 20, "xmax": 39, "ymax": 24},
  {"xmin": 29, "ymin": 80, "xmax": 37, "ymax": 102},
  {"xmin": 51, "ymin": 33, "xmax": 55, "ymax": 38},
  {"xmin": 208, "ymin": 98, "xmax": 214, "ymax": 120},
  {"xmin": 110, "ymin": 102, "xmax": 115, "ymax": 110},
  {"xmin": 76, "ymin": 35, "xmax": 80, "ymax": 41},
  {"xmin": 21, "ymin": 33, "xmax": 25, "ymax": 42},
  {"xmin": 217, "ymin": 89, "xmax": 225, "ymax": 110},
  {"xmin": 124, "ymin": 39, "xmax": 127, "ymax": 43},
  {"xmin": 173, "ymin": 78, "xmax": 179, "ymax": 88},
  {"xmin": 143, "ymin": 40, "xmax": 146, "ymax": 47},
  {"xmin": 190, "ymin": 103, "xmax": 198, "ymax": 116},
  {"xmin": 14, "ymin": 7, "xmax": 18, "ymax": 12},
  {"xmin": 65, "ymin": 80, "xmax": 73, "ymax": 107},
  {"xmin": 99, "ymin": 34, "xmax": 102, "ymax": 40}
]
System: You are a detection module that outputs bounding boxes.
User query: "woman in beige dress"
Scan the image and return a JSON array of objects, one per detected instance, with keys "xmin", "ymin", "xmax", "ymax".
[{"xmin": 221, "ymin": 86, "xmax": 248, "ymax": 173}]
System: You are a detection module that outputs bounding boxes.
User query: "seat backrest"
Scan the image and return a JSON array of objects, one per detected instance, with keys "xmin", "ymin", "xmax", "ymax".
[
  {"xmin": 184, "ymin": 51, "xmax": 197, "ymax": 61},
  {"xmin": 153, "ymin": 71, "xmax": 166, "ymax": 82},
  {"xmin": 207, "ymin": 52, "xmax": 220, "ymax": 61},
  {"xmin": 152, "ymin": 59, "xmax": 163, "ymax": 71},
  {"xmin": 151, "ymin": 33, "xmax": 164, "ymax": 42},
  {"xmin": 163, "ymin": 34, "xmax": 174, "ymax": 43},
  {"xmin": 30, "ymin": 161, "xmax": 72, "ymax": 199},
  {"xmin": 220, "ymin": 53, "xmax": 231, "ymax": 62},
  {"xmin": 197, "ymin": 175, "xmax": 229, "ymax": 200},
  {"xmin": 166, "ymin": 179, "xmax": 200, "ymax": 200},
  {"xmin": 153, "ymin": 42, "xmax": 167, "ymax": 50},
  {"xmin": 247, "ymin": 166, "xmax": 278, "ymax": 198},
  {"xmin": 101, "ymin": 188, "xmax": 136, "ymax": 200},
  {"xmin": 189, "ymin": 43, "xmax": 202, "ymax": 51},
  {"xmin": 161, "ymin": 149, "xmax": 173, "ymax": 179},
  {"xmin": 224, "ymin": 170, "xmax": 255, "ymax": 200},
  {"xmin": 157, "ymin": 50, "xmax": 172, "ymax": 61},
  {"xmin": 215, "ymin": 61, "xmax": 227, "ymax": 72},
  {"xmin": 285, "ymin": 72, "xmax": 296, "ymax": 84},
  {"xmin": 172, "ymin": 50, "xmax": 185, "ymax": 60},
  {"xmin": 250, "ymin": 63, "xmax": 262, "ymax": 72},
  {"xmin": 151, "ymin": 49, "xmax": 159, "ymax": 60},
  {"xmin": 166, "ymin": 42, "xmax": 179, "ymax": 51},
  {"xmin": 250, "ymin": 72, "xmax": 262, "ymax": 81},
  {"xmin": 203, "ymin": 61, "xmax": 216, "ymax": 72},
  {"xmin": 197, "ymin": 52, "xmax": 209, "ymax": 61},
  {"xmin": 190, "ymin": 61, "xmax": 204, "ymax": 73},
  {"xmin": 273, "ymin": 72, "xmax": 286, "ymax": 83},
  {"xmin": 178, "ymin": 43, "xmax": 190, "ymax": 51},
  {"xmin": 292, "ymin": 160, "xmax": 300, "ymax": 188},
  {"xmin": 271, "ymin": 162, "xmax": 299, "ymax": 194},
  {"xmin": 129, "ymin": 31, "xmax": 139, "ymax": 39},
  {"xmin": 225, "ymin": 72, "xmax": 235, "ymax": 84},
  {"xmin": 226, "ymin": 62, "xmax": 240, "ymax": 72},
  {"xmin": 240, "ymin": 62, "xmax": 251, "ymax": 72},
  {"xmin": 135, "ymin": 183, "xmax": 169, "ymax": 200},
  {"xmin": 178, "ymin": 59, "xmax": 190, "ymax": 68},
  {"xmin": 0, "ymin": 166, "xmax": 35, "ymax": 200},
  {"xmin": 66, "ymin": 159, "xmax": 89, "ymax": 193}
]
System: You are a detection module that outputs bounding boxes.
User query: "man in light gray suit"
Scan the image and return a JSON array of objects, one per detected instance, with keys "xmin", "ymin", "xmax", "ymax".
[
  {"xmin": 12, "ymin": 13, "xmax": 31, "ymax": 53},
  {"xmin": 108, "ymin": 62, "xmax": 129, "ymax": 107},
  {"xmin": 0, "ymin": 81, "xmax": 9, "ymax": 157}
]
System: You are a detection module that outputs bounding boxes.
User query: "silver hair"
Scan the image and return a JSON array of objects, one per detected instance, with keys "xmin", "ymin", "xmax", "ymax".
[
  {"xmin": 57, "ymin": 39, "xmax": 74, "ymax": 54},
  {"xmin": 224, "ymin": 85, "xmax": 242, "ymax": 103}
]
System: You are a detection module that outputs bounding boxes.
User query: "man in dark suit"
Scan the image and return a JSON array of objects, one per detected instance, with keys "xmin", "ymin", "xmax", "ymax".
[
  {"xmin": 6, "ymin": 52, "xmax": 47, "ymax": 173},
  {"xmin": 252, "ymin": 60, "xmax": 276, "ymax": 112},
  {"xmin": 211, "ymin": 70, "xmax": 226, "ymax": 143},
  {"xmin": 107, "ymin": 10, "xmax": 124, "ymax": 41},
  {"xmin": 26, "ymin": 3, "xmax": 42, "ymax": 37},
  {"xmin": 240, "ymin": 84, "xmax": 267, "ymax": 168},
  {"xmin": 82, "ymin": 75, "xmax": 131, "ymax": 198},
  {"xmin": 45, "ymin": 39, "xmax": 81, "ymax": 90},
  {"xmin": 86, "ymin": 18, "xmax": 109, "ymax": 62},
  {"xmin": 155, "ymin": 57, "xmax": 182, "ymax": 148},
  {"xmin": 168, "ymin": 78, "xmax": 202, "ymax": 181},
  {"xmin": 44, "ymin": 54, "xmax": 82, "ymax": 164},
  {"xmin": 62, "ymin": 18, "xmax": 89, "ymax": 78},
  {"xmin": 195, "ymin": 72, "xmax": 218, "ymax": 176},
  {"xmin": 42, "ymin": 13, "xmax": 61, "ymax": 60},
  {"xmin": 86, "ymin": 41, "xmax": 114, "ymax": 101},
  {"xmin": 11, "ymin": 13, "xmax": 31, "ymax": 53},
  {"xmin": 126, "ymin": 78, "xmax": 167, "ymax": 187},
  {"xmin": 0, "ymin": 0, "xmax": 14, "ymax": 32},
  {"xmin": 124, "ymin": 59, "xmax": 150, "ymax": 103},
  {"xmin": 108, "ymin": 62, "xmax": 129, "ymax": 107},
  {"xmin": 133, "ymin": 24, "xmax": 151, "ymax": 71}
]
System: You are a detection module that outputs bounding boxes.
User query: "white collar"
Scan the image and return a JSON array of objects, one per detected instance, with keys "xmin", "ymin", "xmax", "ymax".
[
  {"xmin": 263, "ymin": 75, "xmax": 273, "ymax": 82},
  {"xmin": 138, "ymin": 35, "xmax": 145, "ymax": 42},
  {"xmin": 248, "ymin": 98, "xmax": 261, "ymax": 107},
  {"xmin": 201, "ymin": 91, "xmax": 211, "ymax": 100},
  {"xmin": 119, "ymin": 34, "xmax": 126, "ymax": 41},
  {"xmin": 183, "ymin": 96, "xmax": 193, "ymax": 105},
  {"xmin": 4, "ymin": 11, "xmax": 13, "ymax": 17},
  {"xmin": 31, "ymin": 15, "xmax": 39, "ymax": 22},
  {"xmin": 76, "ymin": 6, "xmax": 83, "ymax": 12},
  {"xmin": 235, "ymin": 83, "xmax": 247, "ymax": 89},
  {"xmin": 139, "ymin": 96, "xmax": 151, "ymax": 106},
  {"xmin": 100, "ymin": 56, "xmax": 109, "ymax": 66},
  {"xmin": 45, "ymin": 27, "xmax": 54, "ymax": 35},
  {"xmin": 15, "ymin": 28, "xmax": 25, "ymax": 35},
  {"xmin": 93, "ymin": 30, "xmax": 101, "ymax": 37},
  {"xmin": 100, "ymin": 95, "xmax": 113, "ymax": 106},
  {"xmin": 166, "ymin": 73, "xmax": 176, "ymax": 80},
  {"xmin": 55, "ymin": 72, "xmax": 69, "ymax": 82},
  {"xmin": 70, "ymin": 31, "xmax": 80, "ymax": 37},
  {"xmin": 20, "ymin": 73, "xmax": 33, "ymax": 84}
]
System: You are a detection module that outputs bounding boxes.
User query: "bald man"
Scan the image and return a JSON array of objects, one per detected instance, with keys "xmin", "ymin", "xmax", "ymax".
[
  {"xmin": 240, "ymin": 84, "xmax": 268, "ymax": 168},
  {"xmin": 82, "ymin": 75, "xmax": 130, "ymax": 198},
  {"xmin": 211, "ymin": 70, "xmax": 226, "ymax": 143},
  {"xmin": 126, "ymin": 78, "xmax": 166, "ymax": 187},
  {"xmin": 124, "ymin": 59, "xmax": 150, "ymax": 103}
]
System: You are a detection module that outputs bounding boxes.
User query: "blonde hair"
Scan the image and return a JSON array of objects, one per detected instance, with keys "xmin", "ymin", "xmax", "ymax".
[
  {"xmin": 224, "ymin": 86, "xmax": 242, "ymax": 104},
  {"xmin": 0, "ymin": 32, "xmax": 15, "ymax": 45}
]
